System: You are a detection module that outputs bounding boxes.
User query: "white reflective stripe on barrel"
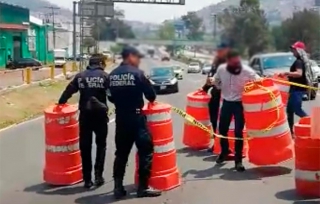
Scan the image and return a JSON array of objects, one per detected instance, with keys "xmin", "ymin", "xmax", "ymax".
[
  {"xmin": 295, "ymin": 169, "xmax": 320, "ymax": 181},
  {"xmin": 154, "ymin": 140, "xmax": 175, "ymax": 153},
  {"xmin": 146, "ymin": 111, "xmax": 171, "ymax": 122},
  {"xmin": 243, "ymin": 95, "xmax": 282, "ymax": 112},
  {"xmin": 45, "ymin": 113, "xmax": 78, "ymax": 124},
  {"xmin": 274, "ymin": 83, "xmax": 290, "ymax": 92},
  {"xmin": 185, "ymin": 119, "xmax": 211, "ymax": 126},
  {"xmin": 46, "ymin": 143, "xmax": 79, "ymax": 153},
  {"xmin": 246, "ymin": 120, "xmax": 289, "ymax": 138},
  {"xmin": 187, "ymin": 100, "xmax": 208, "ymax": 108}
]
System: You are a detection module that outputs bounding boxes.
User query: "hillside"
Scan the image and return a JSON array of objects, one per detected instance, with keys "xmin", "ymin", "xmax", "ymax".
[
  {"xmin": 196, "ymin": 0, "xmax": 317, "ymax": 31},
  {"xmin": 1, "ymin": 0, "xmax": 73, "ymax": 17},
  {"xmin": 1, "ymin": 0, "xmax": 158, "ymax": 34}
]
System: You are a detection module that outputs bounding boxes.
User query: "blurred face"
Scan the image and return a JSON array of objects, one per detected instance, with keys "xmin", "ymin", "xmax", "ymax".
[
  {"xmin": 128, "ymin": 54, "xmax": 141, "ymax": 67},
  {"xmin": 227, "ymin": 56, "xmax": 241, "ymax": 68},
  {"xmin": 291, "ymin": 48, "xmax": 298, "ymax": 57},
  {"xmin": 216, "ymin": 48, "xmax": 229, "ymax": 58}
]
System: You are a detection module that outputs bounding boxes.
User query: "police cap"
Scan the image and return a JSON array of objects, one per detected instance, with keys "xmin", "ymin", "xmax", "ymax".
[
  {"xmin": 89, "ymin": 53, "xmax": 106, "ymax": 66},
  {"xmin": 121, "ymin": 46, "xmax": 143, "ymax": 59}
]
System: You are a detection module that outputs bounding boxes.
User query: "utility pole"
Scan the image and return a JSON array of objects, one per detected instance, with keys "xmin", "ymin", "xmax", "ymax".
[
  {"xmin": 44, "ymin": 6, "xmax": 60, "ymax": 49},
  {"xmin": 73, "ymin": 1, "xmax": 77, "ymax": 60},
  {"xmin": 213, "ymin": 14, "xmax": 217, "ymax": 40}
]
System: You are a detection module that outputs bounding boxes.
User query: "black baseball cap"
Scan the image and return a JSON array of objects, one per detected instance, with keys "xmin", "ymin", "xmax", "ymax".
[{"xmin": 121, "ymin": 46, "xmax": 143, "ymax": 59}]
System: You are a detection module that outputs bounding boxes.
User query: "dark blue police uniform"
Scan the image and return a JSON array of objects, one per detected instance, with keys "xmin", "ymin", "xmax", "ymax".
[
  {"xmin": 58, "ymin": 56, "xmax": 109, "ymax": 188},
  {"xmin": 108, "ymin": 46, "xmax": 161, "ymax": 198}
]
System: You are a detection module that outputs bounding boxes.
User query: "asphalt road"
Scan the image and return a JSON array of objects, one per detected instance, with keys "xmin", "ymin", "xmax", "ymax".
[{"xmin": 0, "ymin": 58, "xmax": 319, "ymax": 204}]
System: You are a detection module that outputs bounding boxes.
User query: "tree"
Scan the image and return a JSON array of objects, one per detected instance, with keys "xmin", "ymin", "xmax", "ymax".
[
  {"xmin": 90, "ymin": 10, "xmax": 135, "ymax": 41},
  {"xmin": 157, "ymin": 21, "xmax": 175, "ymax": 40},
  {"xmin": 82, "ymin": 37, "xmax": 96, "ymax": 53},
  {"xmin": 218, "ymin": 0, "xmax": 271, "ymax": 57},
  {"xmin": 181, "ymin": 12, "xmax": 205, "ymax": 40},
  {"xmin": 274, "ymin": 9, "xmax": 320, "ymax": 59}
]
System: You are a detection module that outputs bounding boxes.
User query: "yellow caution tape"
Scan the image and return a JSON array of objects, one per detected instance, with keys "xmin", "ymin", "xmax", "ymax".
[
  {"xmin": 272, "ymin": 78, "xmax": 320, "ymax": 91},
  {"xmin": 170, "ymin": 80, "xmax": 280, "ymax": 141}
]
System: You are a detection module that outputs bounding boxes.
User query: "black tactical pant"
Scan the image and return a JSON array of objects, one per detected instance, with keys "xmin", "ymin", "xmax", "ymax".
[
  {"xmin": 113, "ymin": 112, "xmax": 153, "ymax": 187},
  {"xmin": 79, "ymin": 111, "xmax": 108, "ymax": 182},
  {"xmin": 218, "ymin": 100, "xmax": 245, "ymax": 162},
  {"xmin": 208, "ymin": 88, "xmax": 221, "ymax": 132}
]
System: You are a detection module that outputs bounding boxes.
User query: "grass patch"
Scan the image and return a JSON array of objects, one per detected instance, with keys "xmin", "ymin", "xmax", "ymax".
[{"xmin": 0, "ymin": 80, "xmax": 79, "ymax": 129}]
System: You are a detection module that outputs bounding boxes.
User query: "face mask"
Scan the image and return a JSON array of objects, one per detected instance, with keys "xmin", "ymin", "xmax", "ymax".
[{"xmin": 226, "ymin": 63, "xmax": 242, "ymax": 75}]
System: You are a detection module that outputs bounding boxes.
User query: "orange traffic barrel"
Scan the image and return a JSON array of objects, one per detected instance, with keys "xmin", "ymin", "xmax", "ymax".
[
  {"xmin": 182, "ymin": 90, "xmax": 211, "ymax": 149},
  {"xmin": 213, "ymin": 117, "xmax": 248, "ymax": 158},
  {"xmin": 43, "ymin": 104, "xmax": 82, "ymax": 185},
  {"xmin": 242, "ymin": 78, "xmax": 293, "ymax": 165},
  {"xmin": 294, "ymin": 117, "xmax": 320, "ymax": 198},
  {"xmin": 272, "ymin": 74, "xmax": 290, "ymax": 105},
  {"xmin": 135, "ymin": 102, "xmax": 181, "ymax": 191}
]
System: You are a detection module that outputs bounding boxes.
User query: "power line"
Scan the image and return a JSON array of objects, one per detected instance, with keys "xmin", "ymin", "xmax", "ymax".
[{"xmin": 44, "ymin": 6, "xmax": 60, "ymax": 49}]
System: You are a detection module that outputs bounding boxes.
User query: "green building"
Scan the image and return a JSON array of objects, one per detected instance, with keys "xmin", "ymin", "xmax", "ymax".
[
  {"xmin": 0, "ymin": 2, "xmax": 30, "ymax": 69},
  {"xmin": 29, "ymin": 16, "xmax": 53, "ymax": 65}
]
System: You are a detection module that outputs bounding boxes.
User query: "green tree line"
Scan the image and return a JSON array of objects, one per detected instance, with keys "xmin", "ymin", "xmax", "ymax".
[
  {"xmin": 219, "ymin": 0, "xmax": 320, "ymax": 58},
  {"xmin": 157, "ymin": 0, "xmax": 320, "ymax": 59},
  {"xmin": 83, "ymin": 10, "xmax": 135, "ymax": 51}
]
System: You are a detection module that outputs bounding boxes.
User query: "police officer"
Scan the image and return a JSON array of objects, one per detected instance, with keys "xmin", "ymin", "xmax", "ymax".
[
  {"xmin": 108, "ymin": 46, "xmax": 162, "ymax": 199},
  {"xmin": 202, "ymin": 42, "xmax": 230, "ymax": 152},
  {"xmin": 58, "ymin": 54, "xmax": 109, "ymax": 189}
]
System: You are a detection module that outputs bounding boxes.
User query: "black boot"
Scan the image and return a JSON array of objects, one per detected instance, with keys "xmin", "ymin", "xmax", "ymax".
[
  {"xmin": 235, "ymin": 162, "xmax": 245, "ymax": 172},
  {"xmin": 113, "ymin": 179, "xmax": 127, "ymax": 199},
  {"xmin": 216, "ymin": 153, "xmax": 228, "ymax": 164},
  {"xmin": 94, "ymin": 176, "xmax": 105, "ymax": 187},
  {"xmin": 84, "ymin": 180, "xmax": 94, "ymax": 189},
  {"xmin": 137, "ymin": 180, "xmax": 161, "ymax": 198}
]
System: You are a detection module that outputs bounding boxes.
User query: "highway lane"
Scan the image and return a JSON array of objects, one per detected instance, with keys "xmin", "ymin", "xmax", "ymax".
[{"xmin": 0, "ymin": 58, "xmax": 319, "ymax": 204}]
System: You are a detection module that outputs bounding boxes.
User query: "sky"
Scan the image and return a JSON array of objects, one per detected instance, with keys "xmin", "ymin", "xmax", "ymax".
[{"xmin": 47, "ymin": 0, "xmax": 223, "ymax": 23}]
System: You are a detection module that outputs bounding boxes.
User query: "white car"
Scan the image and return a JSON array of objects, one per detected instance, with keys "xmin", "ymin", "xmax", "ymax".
[
  {"xmin": 172, "ymin": 65, "xmax": 184, "ymax": 79},
  {"xmin": 202, "ymin": 64, "xmax": 212, "ymax": 75},
  {"xmin": 187, "ymin": 62, "xmax": 201, "ymax": 73}
]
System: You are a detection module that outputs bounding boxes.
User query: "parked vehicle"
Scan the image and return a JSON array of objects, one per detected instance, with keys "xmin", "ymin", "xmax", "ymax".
[
  {"xmin": 148, "ymin": 66, "xmax": 179, "ymax": 93},
  {"xmin": 202, "ymin": 63, "xmax": 212, "ymax": 75},
  {"xmin": 172, "ymin": 65, "xmax": 184, "ymax": 79},
  {"xmin": 54, "ymin": 49, "xmax": 67, "ymax": 67},
  {"xmin": 6, "ymin": 58, "xmax": 42, "ymax": 69},
  {"xmin": 187, "ymin": 62, "xmax": 201, "ymax": 73},
  {"xmin": 249, "ymin": 52, "xmax": 318, "ymax": 100}
]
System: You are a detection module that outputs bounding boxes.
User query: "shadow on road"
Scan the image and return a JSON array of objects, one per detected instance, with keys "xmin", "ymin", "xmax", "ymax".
[
  {"xmin": 182, "ymin": 163, "xmax": 229, "ymax": 179},
  {"xmin": 24, "ymin": 180, "xmax": 113, "ymax": 195},
  {"xmin": 220, "ymin": 166, "xmax": 292, "ymax": 181},
  {"xmin": 275, "ymin": 189, "xmax": 320, "ymax": 203},
  {"xmin": 177, "ymin": 147, "xmax": 211, "ymax": 158},
  {"xmin": 74, "ymin": 184, "xmax": 137, "ymax": 204}
]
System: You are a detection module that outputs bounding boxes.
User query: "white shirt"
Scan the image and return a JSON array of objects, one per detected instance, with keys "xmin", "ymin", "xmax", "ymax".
[{"xmin": 213, "ymin": 63, "xmax": 260, "ymax": 101}]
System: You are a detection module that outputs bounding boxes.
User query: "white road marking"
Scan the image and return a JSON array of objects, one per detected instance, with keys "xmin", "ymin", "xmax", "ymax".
[{"xmin": 0, "ymin": 116, "xmax": 116, "ymax": 133}]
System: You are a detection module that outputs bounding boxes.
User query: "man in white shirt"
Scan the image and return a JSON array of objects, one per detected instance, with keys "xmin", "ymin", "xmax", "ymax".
[{"xmin": 208, "ymin": 50, "xmax": 260, "ymax": 172}]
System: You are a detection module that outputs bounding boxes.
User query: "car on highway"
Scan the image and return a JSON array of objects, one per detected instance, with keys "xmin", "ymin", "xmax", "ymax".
[
  {"xmin": 172, "ymin": 65, "xmax": 184, "ymax": 80},
  {"xmin": 202, "ymin": 63, "xmax": 212, "ymax": 75},
  {"xmin": 5, "ymin": 58, "xmax": 42, "ymax": 69},
  {"xmin": 148, "ymin": 66, "xmax": 179, "ymax": 93},
  {"xmin": 249, "ymin": 52, "xmax": 318, "ymax": 100},
  {"xmin": 187, "ymin": 62, "xmax": 201, "ymax": 73},
  {"xmin": 310, "ymin": 60, "xmax": 320, "ymax": 82}
]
